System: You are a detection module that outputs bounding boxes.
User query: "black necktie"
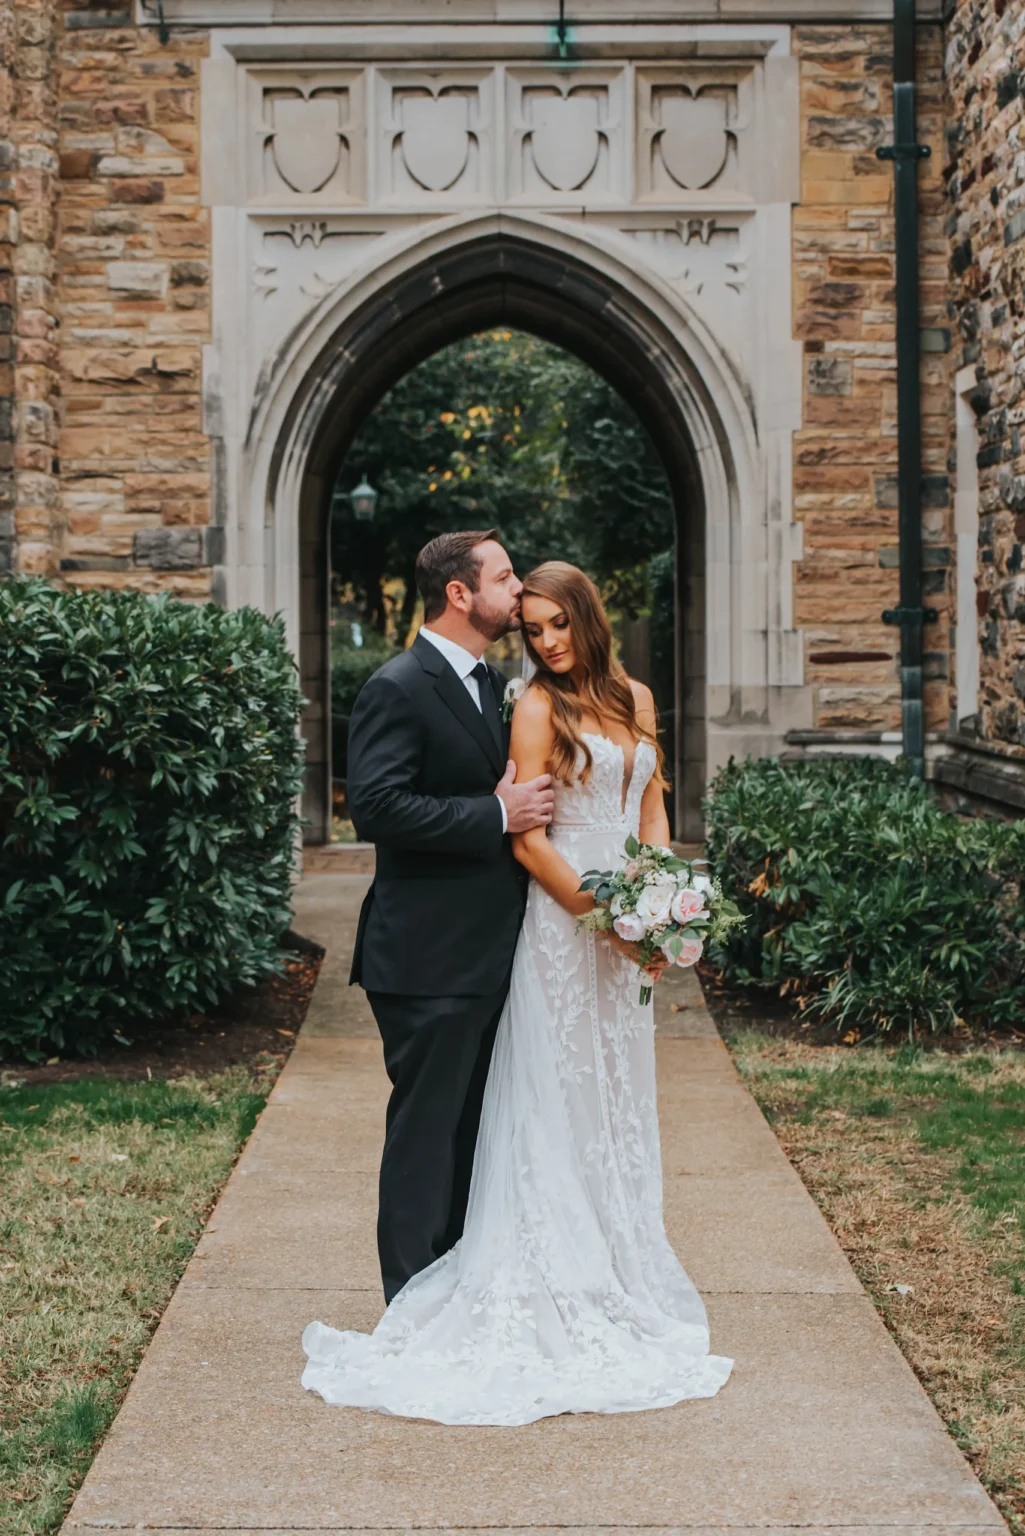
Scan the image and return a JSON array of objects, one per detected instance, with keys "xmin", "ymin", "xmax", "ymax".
[{"xmin": 472, "ymin": 661, "xmax": 503, "ymax": 750}]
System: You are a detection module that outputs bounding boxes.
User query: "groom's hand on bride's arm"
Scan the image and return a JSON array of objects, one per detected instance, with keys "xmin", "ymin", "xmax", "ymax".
[{"xmin": 495, "ymin": 759, "xmax": 554, "ymax": 835}]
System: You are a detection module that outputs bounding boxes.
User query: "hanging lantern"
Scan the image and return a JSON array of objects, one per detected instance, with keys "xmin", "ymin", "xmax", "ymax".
[{"xmin": 349, "ymin": 475, "xmax": 378, "ymax": 522}]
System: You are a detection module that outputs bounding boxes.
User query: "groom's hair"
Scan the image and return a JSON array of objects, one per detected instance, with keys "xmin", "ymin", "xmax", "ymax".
[{"xmin": 416, "ymin": 528, "xmax": 500, "ymax": 621}]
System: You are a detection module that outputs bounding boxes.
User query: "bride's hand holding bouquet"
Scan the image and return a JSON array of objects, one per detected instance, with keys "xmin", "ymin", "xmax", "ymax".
[{"xmin": 578, "ymin": 837, "xmax": 745, "ymax": 1004}]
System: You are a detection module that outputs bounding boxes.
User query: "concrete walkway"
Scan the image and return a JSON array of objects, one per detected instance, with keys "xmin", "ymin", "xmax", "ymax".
[{"xmin": 63, "ymin": 874, "xmax": 1007, "ymax": 1536}]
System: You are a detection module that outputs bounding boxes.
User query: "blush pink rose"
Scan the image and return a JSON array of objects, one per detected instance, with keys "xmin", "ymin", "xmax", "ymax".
[
  {"xmin": 613, "ymin": 911, "xmax": 646, "ymax": 943},
  {"xmin": 670, "ymin": 887, "xmax": 708, "ymax": 926},
  {"xmin": 675, "ymin": 935, "xmax": 704, "ymax": 968}
]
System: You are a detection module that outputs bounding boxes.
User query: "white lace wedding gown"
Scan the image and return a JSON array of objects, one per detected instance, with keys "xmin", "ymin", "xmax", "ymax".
[{"xmin": 301, "ymin": 733, "xmax": 733, "ymax": 1425}]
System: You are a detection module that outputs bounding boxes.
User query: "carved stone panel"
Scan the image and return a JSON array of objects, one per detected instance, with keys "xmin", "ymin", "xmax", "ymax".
[
  {"xmin": 246, "ymin": 68, "xmax": 365, "ymax": 204},
  {"xmin": 505, "ymin": 68, "xmax": 626, "ymax": 202},
  {"xmin": 376, "ymin": 69, "xmax": 494, "ymax": 202},
  {"xmin": 636, "ymin": 67, "xmax": 754, "ymax": 202},
  {"xmin": 627, "ymin": 217, "xmax": 746, "ymax": 291},
  {"xmin": 248, "ymin": 217, "xmax": 388, "ymax": 385},
  {"xmin": 617, "ymin": 213, "xmax": 752, "ymax": 363}
]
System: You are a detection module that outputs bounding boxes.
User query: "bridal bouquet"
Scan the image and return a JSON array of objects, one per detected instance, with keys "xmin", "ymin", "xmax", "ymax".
[{"xmin": 578, "ymin": 837, "xmax": 744, "ymax": 1005}]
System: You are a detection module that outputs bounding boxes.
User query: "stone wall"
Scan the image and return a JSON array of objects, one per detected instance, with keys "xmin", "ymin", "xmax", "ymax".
[
  {"xmin": 792, "ymin": 22, "xmax": 951, "ymax": 738},
  {"xmin": 56, "ymin": 4, "xmax": 212, "ymax": 596},
  {"xmin": 945, "ymin": 0, "xmax": 1025, "ymax": 759},
  {"xmin": 1, "ymin": 0, "xmax": 62, "ymax": 579}
]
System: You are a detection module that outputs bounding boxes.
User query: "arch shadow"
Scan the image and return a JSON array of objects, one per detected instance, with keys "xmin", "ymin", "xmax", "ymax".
[{"xmin": 250, "ymin": 217, "xmax": 756, "ymax": 842}]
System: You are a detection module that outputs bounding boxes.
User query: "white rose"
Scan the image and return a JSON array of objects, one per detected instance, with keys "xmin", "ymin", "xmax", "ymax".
[
  {"xmin": 635, "ymin": 878, "xmax": 675, "ymax": 929},
  {"xmin": 613, "ymin": 911, "xmax": 646, "ymax": 943},
  {"xmin": 610, "ymin": 892, "xmax": 625, "ymax": 918},
  {"xmin": 692, "ymin": 873, "xmax": 714, "ymax": 897}
]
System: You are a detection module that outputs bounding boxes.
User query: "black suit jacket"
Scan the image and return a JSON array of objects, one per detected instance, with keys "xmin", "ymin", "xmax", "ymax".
[{"xmin": 347, "ymin": 633, "xmax": 528, "ymax": 997}]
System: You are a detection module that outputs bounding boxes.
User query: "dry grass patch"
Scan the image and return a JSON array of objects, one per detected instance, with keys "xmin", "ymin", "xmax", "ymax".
[
  {"xmin": 0, "ymin": 1066, "xmax": 279, "ymax": 1536},
  {"xmin": 727, "ymin": 1032, "xmax": 1025, "ymax": 1534}
]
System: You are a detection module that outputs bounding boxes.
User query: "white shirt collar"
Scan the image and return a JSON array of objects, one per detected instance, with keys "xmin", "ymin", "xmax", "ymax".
[{"xmin": 418, "ymin": 625, "xmax": 483, "ymax": 682}]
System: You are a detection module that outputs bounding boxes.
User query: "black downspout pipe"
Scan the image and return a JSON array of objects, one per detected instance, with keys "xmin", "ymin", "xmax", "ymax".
[{"xmin": 878, "ymin": 0, "xmax": 934, "ymax": 776}]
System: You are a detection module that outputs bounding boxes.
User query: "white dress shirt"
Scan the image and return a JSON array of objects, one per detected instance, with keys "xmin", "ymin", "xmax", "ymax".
[{"xmin": 418, "ymin": 626, "xmax": 508, "ymax": 832}]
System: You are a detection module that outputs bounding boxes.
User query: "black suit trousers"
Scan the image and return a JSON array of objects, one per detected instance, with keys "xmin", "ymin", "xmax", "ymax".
[{"xmin": 368, "ymin": 982, "xmax": 509, "ymax": 1304}]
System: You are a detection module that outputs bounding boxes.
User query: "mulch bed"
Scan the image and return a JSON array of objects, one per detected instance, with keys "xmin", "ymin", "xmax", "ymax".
[{"xmin": 2, "ymin": 930, "xmax": 325, "ymax": 1087}]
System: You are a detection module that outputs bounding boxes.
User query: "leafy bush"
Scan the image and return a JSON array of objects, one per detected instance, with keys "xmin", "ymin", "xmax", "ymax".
[
  {"xmin": 0, "ymin": 579, "xmax": 305, "ymax": 1057},
  {"xmin": 705, "ymin": 756, "xmax": 1025, "ymax": 1037},
  {"xmin": 330, "ymin": 628, "xmax": 396, "ymax": 721}
]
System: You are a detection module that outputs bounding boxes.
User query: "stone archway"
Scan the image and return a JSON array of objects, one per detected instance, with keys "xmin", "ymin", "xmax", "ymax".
[
  {"xmin": 198, "ymin": 29, "xmax": 808, "ymax": 845},
  {"xmin": 247, "ymin": 214, "xmax": 761, "ymax": 842}
]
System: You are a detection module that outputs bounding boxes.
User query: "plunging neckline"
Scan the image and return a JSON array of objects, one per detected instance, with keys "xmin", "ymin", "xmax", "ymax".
[{"xmin": 581, "ymin": 731, "xmax": 637, "ymax": 816}]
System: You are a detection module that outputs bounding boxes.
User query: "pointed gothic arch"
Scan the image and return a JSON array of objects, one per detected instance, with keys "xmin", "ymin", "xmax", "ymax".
[{"xmin": 233, "ymin": 213, "xmax": 767, "ymax": 841}]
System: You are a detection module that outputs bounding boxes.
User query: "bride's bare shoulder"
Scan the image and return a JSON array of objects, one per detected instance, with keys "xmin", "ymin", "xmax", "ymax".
[{"xmin": 511, "ymin": 682, "xmax": 553, "ymax": 734}]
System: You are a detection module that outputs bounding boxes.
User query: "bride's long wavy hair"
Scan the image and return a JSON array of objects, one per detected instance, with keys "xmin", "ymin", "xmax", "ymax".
[{"xmin": 519, "ymin": 561, "xmax": 666, "ymax": 789}]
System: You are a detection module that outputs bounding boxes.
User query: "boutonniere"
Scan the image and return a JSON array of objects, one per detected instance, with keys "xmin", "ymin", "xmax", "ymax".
[{"xmin": 502, "ymin": 676, "xmax": 526, "ymax": 724}]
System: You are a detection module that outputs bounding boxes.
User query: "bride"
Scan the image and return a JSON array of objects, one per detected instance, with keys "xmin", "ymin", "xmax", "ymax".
[{"xmin": 301, "ymin": 561, "xmax": 733, "ymax": 1425}]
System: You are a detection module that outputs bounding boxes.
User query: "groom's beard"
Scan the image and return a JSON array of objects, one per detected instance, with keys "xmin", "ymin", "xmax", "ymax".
[{"xmin": 468, "ymin": 595, "xmax": 518, "ymax": 644}]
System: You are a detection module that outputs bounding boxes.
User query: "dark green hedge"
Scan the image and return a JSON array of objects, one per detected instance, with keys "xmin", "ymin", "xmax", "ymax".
[
  {"xmin": 705, "ymin": 755, "xmax": 1025, "ymax": 1037},
  {"xmin": 0, "ymin": 580, "xmax": 305, "ymax": 1057}
]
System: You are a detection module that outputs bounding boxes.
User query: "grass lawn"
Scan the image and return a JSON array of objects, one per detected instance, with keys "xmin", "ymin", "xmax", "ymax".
[
  {"xmin": 726, "ymin": 1029, "xmax": 1025, "ymax": 1534},
  {"xmin": 0, "ymin": 1065, "xmax": 280, "ymax": 1536}
]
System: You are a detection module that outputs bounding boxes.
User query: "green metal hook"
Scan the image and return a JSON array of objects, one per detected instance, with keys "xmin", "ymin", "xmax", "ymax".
[{"xmin": 556, "ymin": 0, "xmax": 569, "ymax": 59}]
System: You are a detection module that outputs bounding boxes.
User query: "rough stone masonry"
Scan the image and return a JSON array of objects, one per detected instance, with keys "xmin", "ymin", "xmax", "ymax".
[{"xmin": 946, "ymin": 0, "xmax": 1025, "ymax": 761}]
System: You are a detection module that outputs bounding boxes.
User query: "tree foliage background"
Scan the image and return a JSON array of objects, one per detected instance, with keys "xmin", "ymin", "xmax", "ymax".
[{"xmin": 331, "ymin": 329, "xmax": 676, "ymax": 647}]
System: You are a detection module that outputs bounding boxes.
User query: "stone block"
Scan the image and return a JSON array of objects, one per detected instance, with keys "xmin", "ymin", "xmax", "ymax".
[
  {"xmin": 64, "ymin": 10, "xmax": 133, "ymax": 30},
  {"xmin": 93, "ymin": 98, "xmax": 150, "ymax": 127},
  {"xmin": 106, "ymin": 260, "xmax": 167, "ymax": 298},
  {"xmin": 134, "ymin": 526, "xmax": 203, "ymax": 570},
  {"xmin": 60, "ymin": 150, "xmax": 97, "ymax": 180},
  {"xmin": 97, "ymin": 155, "xmax": 184, "ymax": 178},
  {"xmin": 1003, "ymin": 209, "xmax": 1025, "ymax": 248},
  {"xmin": 805, "ymin": 357, "xmax": 854, "ymax": 405},
  {"xmin": 155, "ymin": 89, "xmax": 196, "ymax": 123},
  {"xmin": 109, "ymin": 178, "xmax": 165, "ymax": 203},
  {"xmin": 170, "ymin": 260, "xmax": 207, "ymax": 287},
  {"xmin": 60, "ymin": 555, "xmax": 131, "ymax": 571}
]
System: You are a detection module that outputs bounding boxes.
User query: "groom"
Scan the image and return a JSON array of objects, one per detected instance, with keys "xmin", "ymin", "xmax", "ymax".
[{"xmin": 347, "ymin": 529, "xmax": 554, "ymax": 1303}]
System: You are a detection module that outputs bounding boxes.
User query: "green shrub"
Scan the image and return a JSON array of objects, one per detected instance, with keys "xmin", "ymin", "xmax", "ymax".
[
  {"xmin": 704, "ymin": 755, "xmax": 1025, "ymax": 1037},
  {"xmin": 330, "ymin": 623, "xmax": 396, "ymax": 719},
  {"xmin": 0, "ymin": 579, "xmax": 305, "ymax": 1057}
]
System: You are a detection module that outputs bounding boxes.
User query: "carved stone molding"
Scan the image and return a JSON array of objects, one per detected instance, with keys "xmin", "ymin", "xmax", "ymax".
[
  {"xmin": 376, "ymin": 69, "xmax": 494, "ymax": 201},
  {"xmin": 627, "ymin": 216, "xmax": 747, "ymax": 293},
  {"xmin": 245, "ymin": 67, "xmax": 365, "ymax": 204},
  {"xmin": 505, "ymin": 68, "xmax": 626, "ymax": 202},
  {"xmin": 213, "ymin": 57, "xmax": 798, "ymax": 212},
  {"xmin": 636, "ymin": 66, "xmax": 754, "ymax": 202},
  {"xmin": 247, "ymin": 216, "xmax": 389, "ymax": 372},
  {"xmin": 143, "ymin": 0, "xmax": 944, "ymax": 27}
]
